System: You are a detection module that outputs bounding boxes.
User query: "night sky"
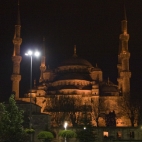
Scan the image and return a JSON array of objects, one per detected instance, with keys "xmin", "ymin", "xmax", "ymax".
[{"xmin": 0, "ymin": 0, "xmax": 142, "ymax": 101}]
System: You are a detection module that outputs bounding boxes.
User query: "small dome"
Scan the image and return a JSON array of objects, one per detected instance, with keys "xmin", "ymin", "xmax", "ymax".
[
  {"xmin": 91, "ymin": 64, "xmax": 101, "ymax": 71},
  {"xmin": 91, "ymin": 67, "xmax": 101, "ymax": 71},
  {"xmin": 101, "ymin": 85, "xmax": 118, "ymax": 92},
  {"xmin": 100, "ymin": 79, "xmax": 118, "ymax": 93}
]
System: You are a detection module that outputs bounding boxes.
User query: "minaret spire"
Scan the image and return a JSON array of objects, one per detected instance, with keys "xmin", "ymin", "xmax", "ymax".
[
  {"xmin": 117, "ymin": 5, "xmax": 131, "ymax": 96},
  {"xmin": 11, "ymin": 0, "xmax": 22, "ymax": 100},
  {"xmin": 121, "ymin": 4, "xmax": 127, "ymax": 35},
  {"xmin": 39, "ymin": 37, "xmax": 47, "ymax": 83},
  {"xmin": 123, "ymin": 2, "xmax": 127, "ymax": 21},
  {"xmin": 17, "ymin": 0, "xmax": 21, "ymax": 25}
]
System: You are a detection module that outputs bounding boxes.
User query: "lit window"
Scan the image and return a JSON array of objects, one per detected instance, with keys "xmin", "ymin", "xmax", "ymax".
[{"xmin": 103, "ymin": 131, "xmax": 109, "ymax": 137}]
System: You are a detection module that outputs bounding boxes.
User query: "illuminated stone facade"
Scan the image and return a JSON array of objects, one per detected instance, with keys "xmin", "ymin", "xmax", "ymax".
[
  {"xmin": 21, "ymin": 41, "xmax": 131, "ymax": 127},
  {"xmin": 12, "ymin": 4, "xmax": 132, "ymax": 128}
]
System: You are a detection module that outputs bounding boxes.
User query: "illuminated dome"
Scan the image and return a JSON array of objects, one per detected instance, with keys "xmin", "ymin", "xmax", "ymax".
[
  {"xmin": 59, "ymin": 56, "xmax": 93, "ymax": 67},
  {"xmin": 59, "ymin": 46, "xmax": 93, "ymax": 67}
]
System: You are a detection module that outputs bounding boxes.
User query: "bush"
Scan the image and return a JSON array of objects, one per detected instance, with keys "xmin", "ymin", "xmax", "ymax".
[
  {"xmin": 25, "ymin": 128, "xmax": 35, "ymax": 134},
  {"xmin": 38, "ymin": 131, "xmax": 54, "ymax": 142},
  {"xmin": 58, "ymin": 130, "xmax": 77, "ymax": 138},
  {"xmin": 77, "ymin": 126, "xmax": 97, "ymax": 142}
]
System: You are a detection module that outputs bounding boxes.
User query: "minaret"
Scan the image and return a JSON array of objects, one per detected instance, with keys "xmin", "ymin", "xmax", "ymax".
[
  {"xmin": 117, "ymin": 7, "xmax": 131, "ymax": 96},
  {"xmin": 39, "ymin": 37, "xmax": 46, "ymax": 83},
  {"xmin": 11, "ymin": 0, "xmax": 22, "ymax": 100}
]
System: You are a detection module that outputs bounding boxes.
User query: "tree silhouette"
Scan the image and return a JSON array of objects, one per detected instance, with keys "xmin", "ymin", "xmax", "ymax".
[
  {"xmin": 120, "ymin": 94, "xmax": 140, "ymax": 127},
  {"xmin": 0, "ymin": 94, "xmax": 29, "ymax": 142},
  {"xmin": 45, "ymin": 95, "xmax": 82, "ymax": 127},
  {"xmin": 105, "ymin": 111, "xmax": 116, "ymax": 127}
]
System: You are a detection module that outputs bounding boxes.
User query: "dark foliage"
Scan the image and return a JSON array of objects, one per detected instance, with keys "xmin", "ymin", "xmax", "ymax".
[
  {"xmin": 0, "ymin": 94, "xmax": 29, "ymax": 142},
  {"xmin": 105, "ymin": 111, "xmax": 116, "ymax": 127},
  {"xmin": 77, "ymin": 126, "xmax": 97, "ymax": 142}
]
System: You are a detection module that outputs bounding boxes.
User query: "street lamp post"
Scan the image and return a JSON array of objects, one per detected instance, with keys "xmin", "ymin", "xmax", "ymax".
[
  {"xmin": 25, "ymin": 50, "xmax": 40, "ymax": 142},
  {"xmin": 64, "ymin": 122, "xmax": 68, "ymax": 142}
]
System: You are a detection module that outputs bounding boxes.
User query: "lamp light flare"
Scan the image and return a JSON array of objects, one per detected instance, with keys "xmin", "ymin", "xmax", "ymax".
[
  {"xmin": 28, "ymin": 50, "xmax": 33, "ymax": 56},
  {"xmin": 84, "ymin": 127, "xmax": 86, "ymax": 130},
  {"xmin": 25, "ymin": 50, "xmax": 40, "ymax": 57},
  {"xmin": 34, "ymin": 51, "xmax": 40, "ymax": 57},
  {"xmin": 64, "ymin": 122, "xmax": 68, "ymax": 130}
]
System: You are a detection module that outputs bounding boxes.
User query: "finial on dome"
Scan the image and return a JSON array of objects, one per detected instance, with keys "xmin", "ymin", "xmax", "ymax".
[
  {"xmin": 96, "ymin": 63, "xmax": 98, "ymax": 67},
  {"xmin": 73, "ymin": 45, "xmax": 77, "ymax": 57},
  {"xmin": 74, "ymin": 45, "xmax": 76, "ymax": 54},
  {"xmin": 107, "ymin": 77, "xmax": 110, "ymax": 85}
]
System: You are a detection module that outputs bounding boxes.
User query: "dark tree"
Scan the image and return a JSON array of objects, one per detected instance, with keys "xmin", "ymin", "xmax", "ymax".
[
  {"xmin": 120, "ymin": 94, "xmax": 140, "ymax": 127},
  {"xmin": 46, "ymin": 95, "xmax": 82, "ymax": 126},
  {"xmin": 77, "ymin": 126, "xmax": 97, "ymax": 142},
  {"xmin": 76, "ymin": 103, "xmax": 97, "ymax": 142},
  {"xmin": 0, "ymin": 94, "xmax": 29, "ymax": 142},
  {"xmin": 105, "ymin": 111, "xmax": 116, "ymax": 127}
]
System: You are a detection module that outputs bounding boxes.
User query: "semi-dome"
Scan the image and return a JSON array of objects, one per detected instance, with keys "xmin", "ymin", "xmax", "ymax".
[{"xmin": 54, "ymin": 72, "xmax": 92, "ymax": 80}]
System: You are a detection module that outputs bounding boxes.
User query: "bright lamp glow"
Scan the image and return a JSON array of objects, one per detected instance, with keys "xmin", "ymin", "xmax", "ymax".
[
  {"xmin": 64, "ymin": 122, "xmax": 68, "ymax": 130},
  {"xmin": 25, "ymin": 50, "xmax": 40, "ymax": 57},
  {"xmin": 34, "ymin": 51, "xmax": 40, "ymax": 57},
  {"xmin": 28, "ymin": 50, "xmax": 33, "ymax": 56}
]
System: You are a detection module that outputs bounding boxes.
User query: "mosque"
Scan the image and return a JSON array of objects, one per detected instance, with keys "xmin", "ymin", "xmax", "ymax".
[{"xmin": 11, "ymin": 3, "xmax": 132, "ymax": 128}]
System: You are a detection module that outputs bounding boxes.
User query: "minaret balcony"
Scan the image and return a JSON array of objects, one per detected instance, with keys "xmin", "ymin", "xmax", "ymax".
[
  {"xmin": 13, "ymin": 38, "xmax": 22, "ymax": 45},
  {"xmin": 120, "ymin": 71, "xmax": 131, "ymax": 78},
  {"xmin": 11, "ymin": 74, "xmax": 21, "ymax": 81},
  {"xmin": 12, "ymin": 56, "xmax": 22, "ymax": 63},
  {"xmin": 120, "ymin": 52, "xmax": 130, "ymax": 59},
  {"xmin": 119, "ymin": 34, "xmax": 129, "ymax": 41}
]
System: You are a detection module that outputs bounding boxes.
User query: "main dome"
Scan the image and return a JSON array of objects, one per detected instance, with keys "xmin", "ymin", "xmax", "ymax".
[{"xmin": 59, "ymin": 56, "xmax": 93, "ymax": 67}]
